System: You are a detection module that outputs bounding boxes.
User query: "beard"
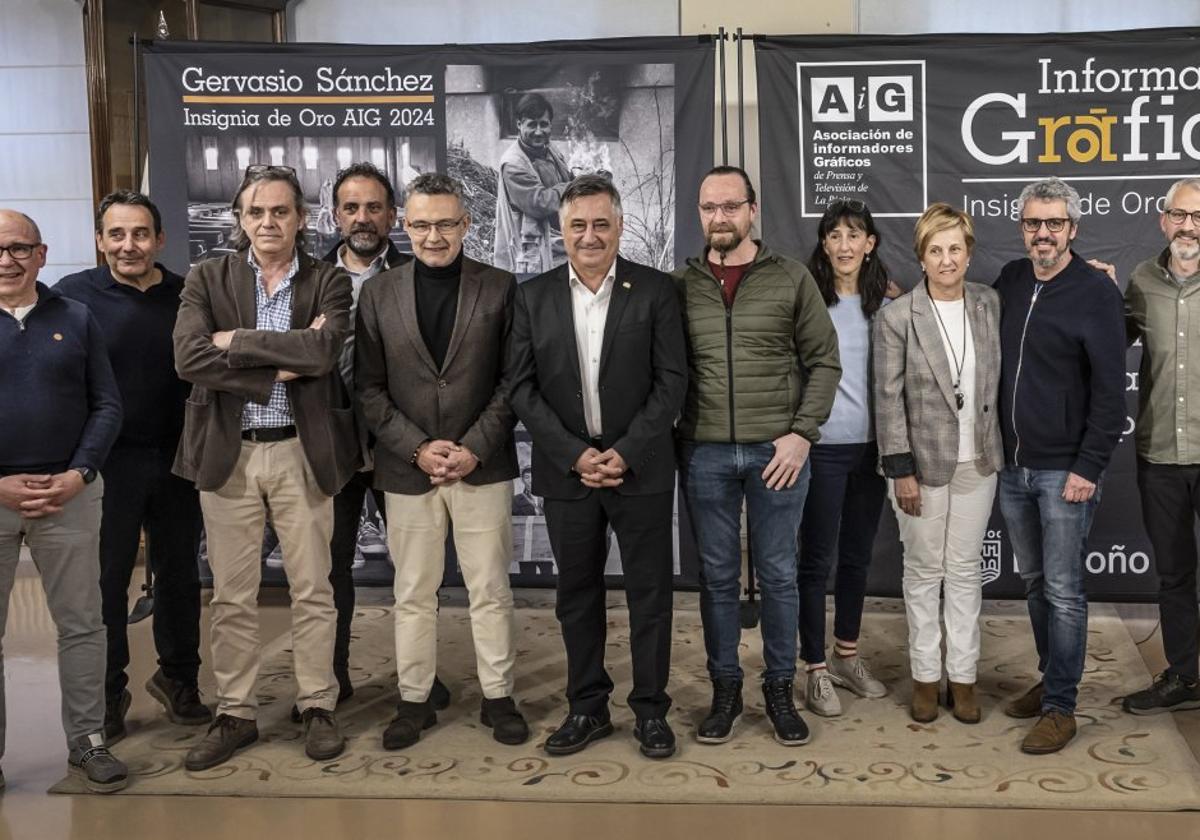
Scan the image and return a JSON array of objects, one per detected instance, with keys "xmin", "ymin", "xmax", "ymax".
[
  {"xmin": 1030, "ymin": 236, "xmax": 1067, "ymax": 269},
  {"xmin": 1170, "ymin": 232, "xmax": 1200, "ymax": 263},
  {"xmin": 346, "ymin": 227, "xmax": 384, "ymax": 257},
  {"xmin": 706, "ymin": 223, "xmax": 746, "ymax": 255}
]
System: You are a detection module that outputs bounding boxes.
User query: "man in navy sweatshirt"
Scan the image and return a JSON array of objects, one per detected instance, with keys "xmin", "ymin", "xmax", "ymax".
[
  {"xmin": 994, "ymin": 178, "xmax": 1126, "ymax": 755},
  {"xmin": 0, "ymin": 209, "xmax": 127, "ymax": 792},
  {"xmin": 57, "ymin": 191, "xmax": 210, "ymax": 744}
]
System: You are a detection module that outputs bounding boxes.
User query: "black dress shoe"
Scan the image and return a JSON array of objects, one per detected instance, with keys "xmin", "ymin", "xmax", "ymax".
[
  {"xmin": 544, "ymin": 713, "xmax": 614, "ymax": 756},
  {"xmin": 430, "ymin": 675, "xmax": 451, "ymax": 711},
  {"xmin": 634, "ymin": 717, "xmax": 676, "ymax": 759}
]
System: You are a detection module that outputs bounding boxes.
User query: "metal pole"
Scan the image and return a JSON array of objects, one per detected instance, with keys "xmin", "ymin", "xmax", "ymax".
[
  {"xmin": 736, "ymin": 28, "xmax": 745, "ymax": 169},
  {"xmin": 718, "ymin": 26, "xmax": 728, "ymax": 165},
  {"xmin": 132, "ymin": 32, "xmax": 141, "ymax": 190}
]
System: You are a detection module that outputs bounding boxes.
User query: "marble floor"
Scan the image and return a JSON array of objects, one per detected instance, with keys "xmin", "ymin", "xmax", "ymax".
[{"xmin": 1, "ymin": 560, "xmax": 1198, "ymax": 840}]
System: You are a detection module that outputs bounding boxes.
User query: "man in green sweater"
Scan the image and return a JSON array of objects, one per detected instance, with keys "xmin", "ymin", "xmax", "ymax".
[{"xmin": 674, "ymin": 166, "xmax": 841, "ymax": 747}]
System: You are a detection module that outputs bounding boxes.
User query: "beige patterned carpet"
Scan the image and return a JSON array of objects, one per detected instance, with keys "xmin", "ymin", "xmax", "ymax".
[{"xmin": 52, "ymin": 592, "xmax": 1200, "ymax": 809}]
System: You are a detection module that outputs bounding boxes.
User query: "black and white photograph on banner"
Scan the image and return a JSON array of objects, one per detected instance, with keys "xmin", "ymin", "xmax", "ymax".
[
  {"xmin": 444, "ymin": 62, "xmax": 677, "ymax": 276},
  {"xmin": 183, "ymin": 133, "xmax": 437, "ymax": 264}
]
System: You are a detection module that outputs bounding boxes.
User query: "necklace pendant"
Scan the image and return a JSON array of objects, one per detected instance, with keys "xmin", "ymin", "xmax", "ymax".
[{"xmin": 955, "ymin": 391, "xmax": 965, "ymax": 411}]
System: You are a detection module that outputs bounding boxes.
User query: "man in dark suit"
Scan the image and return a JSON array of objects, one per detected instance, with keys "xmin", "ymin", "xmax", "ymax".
[
  {"xmin": 507, "ymin": 175, "xmax": 688, "ymax": 759},
  {"xmin": 173, "ymin": 165, "xmax": 360, "ymax": 771},
  {"xmin": 356, "ymin": 173, "xmax": 528, "ymax": 750}
]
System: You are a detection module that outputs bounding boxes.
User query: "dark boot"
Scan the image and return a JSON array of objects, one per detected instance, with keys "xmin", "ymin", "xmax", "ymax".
[
  {"xmin": 480, "ymin": 696, "xmax": 529, "ymax": 745},
  {"xmin": 382, "ymin": 700, "xmax": 436, "ymax": 750},
  {"xmin": 762, "ymin": 679, "xmax": 810, "ymax": 746},
  {"xmin": 146, "ymin": 669, "xmax": 212, "ymax": 726},
  {"xmin": 697, "ymin": 678, "xmax": 743, "ymax": 744}
]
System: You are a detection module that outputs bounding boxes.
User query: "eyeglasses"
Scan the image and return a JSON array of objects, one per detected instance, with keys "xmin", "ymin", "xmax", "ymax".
[
  {"xmin": 827, "ymin": 199, "xmax": 867, "ymax": 214},
  {"xmin": 699, "ymin": 199, "xmax": 751, "ymax": 216},
  {"xmin": 0, "ymin": 242, "xmax": 41, "ymax": 261},
  {"xmin": 1165, "ymin": 208, "xmax": 1200, "ymax": 226},
  {"xmin": 244, "ymin": 164, "xmax": 297, "ymax": 178},
  {"xmin": 407, "ymin": 216, "xmax": 465, "ymax": 235},
  {"xmin": 1020, "ymin": 217, "xmax": 1071, "ymax": 233}
]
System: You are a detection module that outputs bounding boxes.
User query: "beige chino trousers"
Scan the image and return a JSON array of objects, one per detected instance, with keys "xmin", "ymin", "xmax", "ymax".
[
  {"xmin": 200, "ymin": 438, "xmax": 337, "ymax": 719},
  {"xmin": 385, "ymin": 479, "xmax": 516, "ymax": 702}
]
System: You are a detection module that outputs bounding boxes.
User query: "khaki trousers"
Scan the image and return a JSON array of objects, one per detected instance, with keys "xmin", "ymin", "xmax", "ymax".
[
  {"xmin": 385, "ymin": 479, "xmax": 515, "ymax": 701},
  {"xmin": 200, "ymin": 439, "xmax": 336, "ymax": 719}
]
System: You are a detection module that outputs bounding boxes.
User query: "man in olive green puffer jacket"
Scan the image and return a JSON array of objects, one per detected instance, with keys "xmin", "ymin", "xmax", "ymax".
[{"xmin": 673, "ymin": 166, "xmax": 841, "ymax": 749}]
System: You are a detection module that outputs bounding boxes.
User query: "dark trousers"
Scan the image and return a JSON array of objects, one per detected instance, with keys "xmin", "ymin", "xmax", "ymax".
[
  {"xmin": 544, "ymin": 489, "xmax": 674, "ymax": 720},
  {"xmin": 100, "ymin": 444, "xmax": 202, "ymax": 698},
  {"xmin": 329, "ymin": 470, "xmax": 386, "ymax": 675},
  {"xmin": 1137, "ymin": 458, "xmax": 1200, "ymax": 681},
  {"xmin": 796, "ymin": 441, "xmax": 887, "ymax": 664}
]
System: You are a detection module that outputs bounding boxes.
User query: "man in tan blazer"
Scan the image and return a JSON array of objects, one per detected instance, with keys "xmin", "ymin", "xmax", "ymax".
[
  {"xmin": 173, "ymin": 165, "xmax": 358, "ymax": 771},
  {"xmin": 355, "ymin": 173, "xmax": 527, "ymax": 749}
]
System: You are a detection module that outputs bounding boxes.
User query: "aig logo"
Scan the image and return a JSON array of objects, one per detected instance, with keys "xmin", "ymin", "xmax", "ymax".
[{"xmin": 811, "ymin": 76, "xmax": 914, "ymax": 123}]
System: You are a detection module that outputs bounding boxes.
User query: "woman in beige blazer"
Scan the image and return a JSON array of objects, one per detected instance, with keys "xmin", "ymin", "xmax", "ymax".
[{"xmin": 873, "ymin": 204, "xmax": 1003, "ymax": 724}]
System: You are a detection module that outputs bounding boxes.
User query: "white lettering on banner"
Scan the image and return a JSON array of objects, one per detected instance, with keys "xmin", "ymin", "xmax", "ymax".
[
  {"xmin": 181, "ymin": 66, "xmax": 304, "ymax": 94},
  {"xmin": 1086, "ymin": 546, "xmax": 1151, "ymax": 575},
  {"xmin": 981, "ymin": 530, "xmax": 1003, "ymax": 586},
  {"xmin": 179, "ymin": 66, "xmax": 434, "ymax": 96},
  {"xmin": 811, "ymin": 78, "xmax": 855, "ymax": 122},
  {"xmin": 1037, "ymin": 57, "xmax": 1200, "ymax": 94},
  {"xmin": 867, "ymin": 76, "xmax": 914, "ymax": 121}
]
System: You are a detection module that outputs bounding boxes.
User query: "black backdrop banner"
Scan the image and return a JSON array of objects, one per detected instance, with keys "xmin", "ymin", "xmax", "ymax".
[
  {"xmin": 143, "ymin": 36, "xmax": 713, "ymax": 589},
  {"xmin": 757, "ymin": 28, "xmax": 1200, "ymax": 601}
]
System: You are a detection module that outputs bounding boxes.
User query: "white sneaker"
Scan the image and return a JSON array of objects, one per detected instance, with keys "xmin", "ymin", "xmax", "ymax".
[
  {"xmin": 827, "ymin": 654, "xmax": 888, "ymax": 699},
  {"xmin": 805, "ymin": 669, "xmax": 842, "ymax": 717}
]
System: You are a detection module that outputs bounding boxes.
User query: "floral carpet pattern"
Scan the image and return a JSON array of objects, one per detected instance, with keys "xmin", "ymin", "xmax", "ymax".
[{"xmin": 53, "ymin": 593, "xmax": 1200, "ymax": 809}]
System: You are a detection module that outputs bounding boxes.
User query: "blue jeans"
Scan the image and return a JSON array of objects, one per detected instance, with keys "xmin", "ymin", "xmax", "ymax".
[
  {"xmin": 998, "ymin": 466, "xmax": 1101, "ymax": 714},
  {"xmin": 681, "ymin": 441, "xmax": 811, "ymax": 682}
]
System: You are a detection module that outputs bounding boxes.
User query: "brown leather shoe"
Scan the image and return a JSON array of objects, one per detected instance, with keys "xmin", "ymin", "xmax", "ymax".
[
  {"xmin": 1004, "ymin": 681, "xmax": 1044, "ymax": 719},
  {"xmin": 910, "ymin": 679, "xmax": 939, "ymax": 723},
  {"xmin": 947, "ymin": 681, "xmax": 981, "ymax": 724},
  {"xmin": 1021, "ymin": 710, "xmax": 1076, "ymax": 754}
]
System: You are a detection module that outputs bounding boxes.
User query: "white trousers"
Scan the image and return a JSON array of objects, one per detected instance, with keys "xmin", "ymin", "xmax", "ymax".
[
  {"xmin": 385, "ymin": 479, "xmax": 516, "ymax": 702},
  {"xmin": 889, "ymin": 461, "xmax": 996, "ymax": 683}
]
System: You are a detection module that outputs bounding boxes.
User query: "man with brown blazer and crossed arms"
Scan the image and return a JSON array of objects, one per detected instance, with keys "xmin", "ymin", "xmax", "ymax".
[
  {"xmin": 173, "ymin": 165, "xmax": 360, "ymax": 771},
  {"xmin": 507, "ymin": 175, "xmax": 688, "ymax": 759},
  {"xmin": 356, "ymin": 173, "xmax": 528, "ymax": 750}
]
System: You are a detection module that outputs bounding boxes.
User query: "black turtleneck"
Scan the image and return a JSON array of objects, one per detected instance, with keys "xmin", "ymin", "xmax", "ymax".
[{"xmin": 414, "ymin": 253, "xmax": 462, "ymax": 370}]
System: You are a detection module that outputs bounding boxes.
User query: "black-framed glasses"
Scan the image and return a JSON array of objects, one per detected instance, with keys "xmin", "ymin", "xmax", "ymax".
[
  {"xmin": 0, "ymin": 242, "xmax": 41, "ymax": 261},
  {"xmin": 243, "ymin": 164, "xmax": 297, "ymax": 178},
  {"xmin": 827, "ymin": 198, "xmax": 868, "ymax": 214},
  {"xmin": 407, "ymin": 216, "xmax": 466, "ymax": 235},
  {"xmin": 699, "ymin": 199, "xmax": 751, "ymax": 216},
  {"xmin": 1165, "ymin": 208, "xmax": 1200, "ymax": 226},
  {"xmin": 1020, "ymin": 217, "xmax": 1070, "ymax": 233}
]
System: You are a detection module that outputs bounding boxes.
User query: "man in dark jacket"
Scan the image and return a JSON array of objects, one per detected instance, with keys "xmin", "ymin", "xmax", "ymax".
[
  {"xmin": 57, "ymin": 191, "xmax": 209, "ymax": 744},
  {"xmin": 508, "ymin": 175, "xmax": 687, "ymax": 759},
  {"xmin": 674, "ymin": 166, "xmax": 840, "ymax": 748},
  {"xmin": 173, "ymin": 166, "xmax": 358, "ymax": 771},
  {"xmin": 0, "ymin": 209, "xmax": 127, "ymax": 792},
  {"xmin": 356, "ymin": 173, "xmax": 527, "ymax": 749},
  {"xmin": 995, "ymin": 177, "xmax": 1126, "ymax": 755}
]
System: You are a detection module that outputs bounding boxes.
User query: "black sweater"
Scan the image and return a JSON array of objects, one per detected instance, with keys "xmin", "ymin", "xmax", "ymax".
[
  {"xmin": 0, "ymin": 282, "xmax": 123, "ymax": 474},
  {"xmin": 414, "ymin": 254, "xmax": 462, "ymax": 371},
  {"xmin": 995, "ymin": 252, "xmax": 1126, "ymax": 482}
]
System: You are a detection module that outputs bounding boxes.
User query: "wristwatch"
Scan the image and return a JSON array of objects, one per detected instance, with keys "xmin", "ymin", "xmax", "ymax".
[{"xmin": 72, "ymin": 466, "xmax": 97, "ymax": 484}]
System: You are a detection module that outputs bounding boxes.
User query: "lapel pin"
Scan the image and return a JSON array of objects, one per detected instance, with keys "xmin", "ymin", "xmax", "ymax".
[
  {"xmin": 53, "ymin": 333, "xmax": 63, "ymax": 341},
  {"xmin": 622, "ymin": 281, "xmax": 631, "ymax": 289}
]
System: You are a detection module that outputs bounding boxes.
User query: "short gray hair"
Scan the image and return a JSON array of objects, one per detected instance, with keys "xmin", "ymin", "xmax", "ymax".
[
  {"xmin": 1165, "ymin": 178, "xmax": 1200, "ymax": 208},
  {"xmin": 559, "ymin": 174, "xmax": 622, "ymax": 218},
  {"xmin": 406, "ymin": 173, "xmax": 464, "ymax": 204},
  {"xmin": 1018, "ymin": 177, "xmax": 1082, "ymax": 224},
  {"xmin": 229, "ymin": 168, "xmax": 306, "ymax": 251}
]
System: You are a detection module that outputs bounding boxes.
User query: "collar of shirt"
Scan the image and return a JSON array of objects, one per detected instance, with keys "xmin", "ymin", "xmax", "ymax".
[
  {"xmin": 335, "ymin": 243, "xmax": 389, "ymax": 278},
  {"xmin": 567, "ymin": 261, "xmax": 617, "ymax": 301},
  {"xmin": 247, "ymin": 248, "xmax": 300, "ymax": 297}
]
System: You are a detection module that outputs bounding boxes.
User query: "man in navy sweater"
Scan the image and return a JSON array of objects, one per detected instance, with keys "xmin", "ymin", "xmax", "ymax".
[
  {"xmin": 57, "ymin": 191, "xmax": 210, "ymax": 744},
  {"xmin": 0, "ymin": 209, "xmax": 127, "ymax": 792},
  {"xmin": 994, "ymin": 178, "xmax": 1126, "ymax": 755}
]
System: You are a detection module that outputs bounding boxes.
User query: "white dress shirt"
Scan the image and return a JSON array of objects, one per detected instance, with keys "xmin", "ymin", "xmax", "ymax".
[
  {"xmin": 568, "ymin": 261, "xmax": 617, "ymax": 439},
  {"xmin": 931, "ymin": 296, "xmax": 977, "ymax": 462}
]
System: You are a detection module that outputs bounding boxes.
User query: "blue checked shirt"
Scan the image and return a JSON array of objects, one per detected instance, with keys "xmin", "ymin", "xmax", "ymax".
[{"xmin": 242, "ymin": 249, "xmax": 300, "ymax": 430}]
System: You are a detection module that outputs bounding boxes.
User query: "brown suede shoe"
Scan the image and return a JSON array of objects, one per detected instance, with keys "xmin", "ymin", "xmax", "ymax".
[
  {"xmin": 910, "ymin": 679, "xmax": 939, "ymax": 723},
  {"xmin": 1004, "ymin": 681, "xmax": 1044, "ymax": 719},
  {"xmin": 1020, "ymin": 710, "xmax": 1076, "ymax": 754},
  {"xmin": 947, "ymin": 681, "xmax": 981, "ymax": 724},
  {"xmin": 184, "ymin": 714, "xmax": 258, "ymax": 771}
]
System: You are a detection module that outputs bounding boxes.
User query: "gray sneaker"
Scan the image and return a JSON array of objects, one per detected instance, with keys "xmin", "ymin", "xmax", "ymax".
[
  {"xmin": 827, "ymin": 654, "xmax": 888, "ymax": 699},
  {"xmin": 805, "ymin": 669, "xmax": 843, "ymax": 717},
  {"xmin": 68, "ymin": 733, "xmax": 128, "ymax": 793}
]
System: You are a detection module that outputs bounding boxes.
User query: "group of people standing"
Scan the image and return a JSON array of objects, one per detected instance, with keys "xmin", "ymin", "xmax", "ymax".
[{"xmin": 1, "ymin": 161, "xmax": 1198, "ymax": 795}]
